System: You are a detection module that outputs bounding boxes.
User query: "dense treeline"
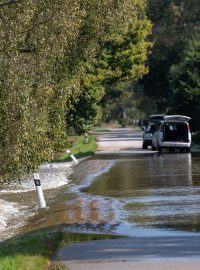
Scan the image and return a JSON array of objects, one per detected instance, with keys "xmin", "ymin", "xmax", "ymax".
[
  {"xmin": 102, "ymin": 0, "xmax": 200, "ymax": 129},
  {"xmin": 92, "ymin": 0, "xmax": 200, "ymax": 128},
  {"xmin": 66, "ymin": 1, "xmax": 152, "ymax": 132},
  {"xmin": 141, "ymin": 0, "xmax": 200, "ymax": 130},
  {"xmin": 0, "ymin": 0, "xmax": 150, "ymax": 181}
]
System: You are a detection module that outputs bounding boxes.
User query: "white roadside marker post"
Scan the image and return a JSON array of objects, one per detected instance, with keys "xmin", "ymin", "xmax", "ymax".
[
  {"xmin": 33, "ymin": 173, "xmax": 46, "ymax": 209},
  {"xmin": 66, "ymin": 149, "xmax": 79, "ymax": 164},
  {"xmin": 85, "ymin": 132, "xmax": 89, "ymax": 143}
]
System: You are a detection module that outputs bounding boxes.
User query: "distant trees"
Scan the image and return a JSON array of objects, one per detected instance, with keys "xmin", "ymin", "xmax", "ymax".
[
  {"xmin": 141, "ymin": 0, "xmax": 200, "ymax": 117},
  {"xmin": 169, "ymin": 37, "xmax": 200, "ymax": 131},
  {"xmin": 71, "ymin": 14, "xmax": 152, "ymax": 127},
  {"xmin": 65, "ymin": 0, "xmax": 152, "ymax": 131}
]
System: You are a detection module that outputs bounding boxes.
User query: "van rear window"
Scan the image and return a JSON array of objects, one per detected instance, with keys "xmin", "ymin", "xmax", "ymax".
[{"xmin": 163, "ymin": 122, "xmax": 189, "ymax": 142}]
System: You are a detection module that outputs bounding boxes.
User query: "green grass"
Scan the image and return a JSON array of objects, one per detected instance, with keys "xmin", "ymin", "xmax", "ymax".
[
  {"xmin": 0, "ymin": 230, "xmax": 122, "ymax": 270},
  {"xmin": 53, "ymin": 135, "xmax": 97, "ymax": 162}
]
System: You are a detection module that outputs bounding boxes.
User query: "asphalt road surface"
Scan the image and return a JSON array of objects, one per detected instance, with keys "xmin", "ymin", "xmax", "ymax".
[
  {"xmin": 94, "ymin": 128, "xmax": 157, "ymax": 155},
  {"xmin": 56, "ymin": 236, "xmax": 200, "ymax": 270}
]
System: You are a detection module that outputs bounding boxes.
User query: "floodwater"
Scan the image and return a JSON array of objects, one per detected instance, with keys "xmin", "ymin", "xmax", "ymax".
[{"xmin": 1, "ymin": 153, "xmax": 200, "ymax": 240}]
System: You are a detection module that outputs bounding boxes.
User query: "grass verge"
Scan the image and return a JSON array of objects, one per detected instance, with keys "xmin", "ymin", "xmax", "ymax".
[
  {"xmin": 0, "ymin": 230, "xmax": 122, "ymax": 270},
  {"xmin": 53, "ymin": 135, "xmax": 97, "ymax": 162}
]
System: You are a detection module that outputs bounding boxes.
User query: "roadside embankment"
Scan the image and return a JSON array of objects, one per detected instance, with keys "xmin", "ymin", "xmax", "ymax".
[
  {"xmin": 53, "ymin": 135, "xmax": 97, "ymax": 162},
  {"xmin": 0, "ymin": 135, "xmax": 97, "ymax": 241},
  {"xmin": 0, "ymin": 229, "xmax": 121, "ymax": 270}
]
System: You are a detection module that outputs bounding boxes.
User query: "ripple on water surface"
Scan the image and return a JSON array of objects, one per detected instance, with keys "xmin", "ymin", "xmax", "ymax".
[
  {"xmin": 1, "ymin": 154, "xmax": 200, "ymax": 239},
  {"xmin": 0, "ymin": 161, "xmax": 74, "ymax": 241},
  {"xmin": 81, "ymin": 154, "xmax": 200, "ymax": 236}
]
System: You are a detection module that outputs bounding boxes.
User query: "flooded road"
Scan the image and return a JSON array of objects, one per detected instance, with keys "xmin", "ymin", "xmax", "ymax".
[
  {"xmin": 1, "ymin": 129, "xmax": 200, "ymax": 240},
  {"xmin": 82, "ymin": 153, "xmax": 200, "ymax": 236},
  {"xmin": 19, "ymin": 152, "xmax": 200, "ymax": 238}
]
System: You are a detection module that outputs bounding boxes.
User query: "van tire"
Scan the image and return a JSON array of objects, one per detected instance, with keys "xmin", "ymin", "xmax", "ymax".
[
  {"xmin": 142, "ymin": 142, "xmax": 148, "ymax": 149},
  {"xmin": 185, "ymin": 147, "xmax": 190, "ymax": 152},
  {"xmin": 156, "ymin": 141, "xmax": 162, "ymax": 152}
]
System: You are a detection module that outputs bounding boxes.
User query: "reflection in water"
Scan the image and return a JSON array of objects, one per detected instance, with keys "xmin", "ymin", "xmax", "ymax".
[
  {"xmin": 86, "ymin": 154, "xmax": 193, "ymax": 194},
  {"xmin": 81, "ymin": 153, "xmax": 200, "ymax": 236}
]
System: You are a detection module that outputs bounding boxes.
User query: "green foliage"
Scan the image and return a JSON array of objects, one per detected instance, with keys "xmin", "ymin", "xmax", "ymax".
[
  {"xmin": 169, "ymin": 37, "xmax": 200, "ymax": 131},
  {"xmin": 65, "ymin": 73, "xmax": 104, "ymax": 134},
  {"xmin": 141, "ymin": 0, "xmax": 200, "ymax": 112},
  {"xmin": 54, "ymin": 135, "xmax": 97, "ymax": 162},
  {"xmin": 0, "ymin": 0, "xmax": 82, "ymax": 181},
  {"xmin": 65, "ymin": 0, "xmax": 151, "ymax": 132},
  {"xmin": 99, "ymin": 18, "xmax": 152, "ymax": 123},
  {"xmin": 0, "ymin": 0, "xmax": 149, "ymax": 181},
  {"xmin": 67, "ymin": 11, "xmax": 153, "ymax": 127}
]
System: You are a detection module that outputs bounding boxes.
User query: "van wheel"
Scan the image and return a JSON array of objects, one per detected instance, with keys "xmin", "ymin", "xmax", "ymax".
[
  {"xmin": 185, "ymin": 147, "xmax": 190, "ymax": 152},
  {"xmin": 156, "ymin": 141, "xmax": 162, "ymax": 152},
  {"xmin": 157, "ymin": 146, "xmax": 162, "ymax": 152},
  {"xmin": 142, "ymin": 142, "xmax": 148, "ymax": 149}
]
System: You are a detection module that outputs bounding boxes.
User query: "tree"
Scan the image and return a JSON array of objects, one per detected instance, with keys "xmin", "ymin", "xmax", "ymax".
[
  {"xmin": 0, "ymin": 0, "xmax": 149, "ymax": 181},
  {"xmin": 141, "ymin": 0, "xmax": 200, "ymax": 112},
  {"xmin": 65, "ymin": 0, "xmax": 152, "ymax": 131},
  {"xmin": 0, "ymin": 1, "xmax": 80, "ymax": 180},
  {"xmin": 98, "ymin": 18, "xmax": 152, "ymax": 124},
  {"xmin": 169, "ymin": 37, "xmax": 200, "ymax": 131}
]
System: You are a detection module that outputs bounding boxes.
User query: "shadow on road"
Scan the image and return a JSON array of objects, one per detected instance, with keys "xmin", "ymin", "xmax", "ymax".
[{"xmin": 57, "ymin": 236, "xmax": 200, "ymax": 261}]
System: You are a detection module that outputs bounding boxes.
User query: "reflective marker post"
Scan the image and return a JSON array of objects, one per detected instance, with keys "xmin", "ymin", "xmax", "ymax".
[
  {"xmin": 33, "ymin": 173, "xmax": 46, "ymax": 209},
  {"xmin": 66, "ymin": 149, "xmax": 79, "ymax": 164},
  {"xmin": 85, "ymin": 132, "xmax": 89, "ymax": 143}
]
